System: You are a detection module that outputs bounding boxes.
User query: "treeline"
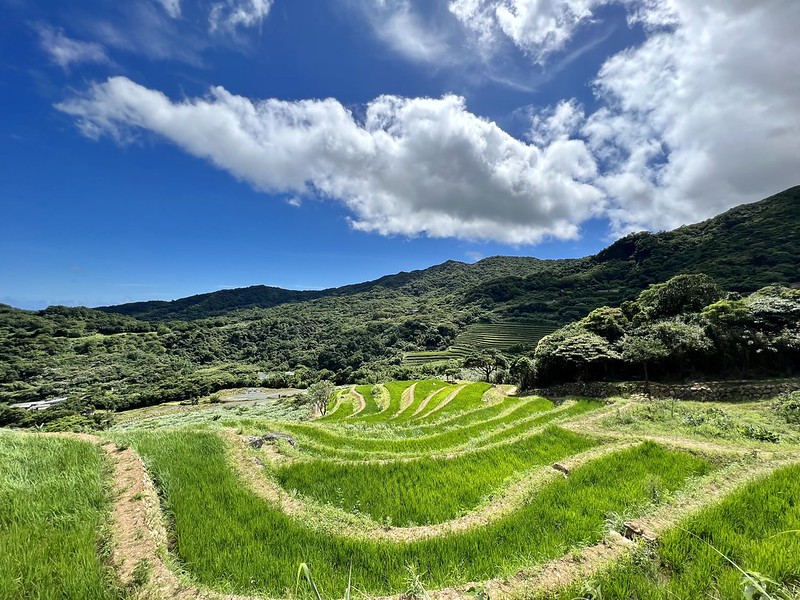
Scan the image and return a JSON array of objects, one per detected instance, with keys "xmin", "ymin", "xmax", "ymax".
[{"xmin": 532, "ymin": 274, "xmax": 800, "ymax": 386}]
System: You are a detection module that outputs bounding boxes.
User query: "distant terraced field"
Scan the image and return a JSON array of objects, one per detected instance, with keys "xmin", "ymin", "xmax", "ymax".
[{"xmin": 404, "ymin": 322, "xmax": 554, "ymax": 365}]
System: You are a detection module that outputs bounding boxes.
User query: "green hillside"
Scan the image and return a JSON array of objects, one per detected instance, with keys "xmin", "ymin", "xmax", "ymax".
[{"xmin": 0, "ymin": 186, "xmax": 798, "ymax": 414}]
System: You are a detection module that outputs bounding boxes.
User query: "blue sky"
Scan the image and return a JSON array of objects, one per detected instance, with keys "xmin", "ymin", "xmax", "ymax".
[{"xmin": 2, "ymin": 0, "xmax": 798, "ymax": 309}]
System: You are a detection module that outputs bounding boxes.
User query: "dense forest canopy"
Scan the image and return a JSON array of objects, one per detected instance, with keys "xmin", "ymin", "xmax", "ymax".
[
  {"xmin": 533, "ymin": 275, "xmax": 800, "ymax": 386},
  {"xmin": 0, "ymin": 186, "xmax": 798, "ymax": 429}
]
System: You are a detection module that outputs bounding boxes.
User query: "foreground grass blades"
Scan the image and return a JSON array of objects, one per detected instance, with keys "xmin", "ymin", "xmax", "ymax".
[
  {"xmin": 0, "ymin": 433, "xmax": 117, "ymax": 600},
  {"xmin": 552, "ymin": 462, "xmax": 800, "ymax": 600},
  {"xmin": 127, "ymin": 431, "xmax": 708, "ymax": 597}
]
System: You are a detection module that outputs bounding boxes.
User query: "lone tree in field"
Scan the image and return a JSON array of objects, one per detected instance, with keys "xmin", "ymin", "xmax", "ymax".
[
  {"xmin": 306, "ymin": 380, "xmax": 335, "ymax": 416},
  {"xmin": 464, "ymin": 349, "xmax": 508, "ymax": 382}
]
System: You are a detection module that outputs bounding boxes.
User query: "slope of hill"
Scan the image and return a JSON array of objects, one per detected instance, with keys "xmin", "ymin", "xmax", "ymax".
[{"xmin": 0, "ymin": 186, "xmax": 797, "ymax": 414}]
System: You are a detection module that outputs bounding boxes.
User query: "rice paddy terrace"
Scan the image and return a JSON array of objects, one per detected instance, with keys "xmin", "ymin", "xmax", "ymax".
[
  {"xmin": 403, "ymin": 323, "xmax": 554, "ymax": 366},
  {"xmin": 2, "ymin": 381, "xmax": 800, "ymax": 600}
]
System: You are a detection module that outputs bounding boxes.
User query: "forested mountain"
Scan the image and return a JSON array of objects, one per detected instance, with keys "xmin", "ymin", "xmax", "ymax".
[{"xmin": 1, "ymin": 186, "xmax": 798, "ymax": 422}]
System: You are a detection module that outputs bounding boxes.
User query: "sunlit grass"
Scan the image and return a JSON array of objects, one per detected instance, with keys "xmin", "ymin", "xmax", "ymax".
[
  {"xmin": 552, "ymin": 462, "xmax": 800, "ymax": 599},
  {"xmin": 0, "ymin": 432, "xmax": 117, "ymax": 600},
  {"xmin": 127, "ymin": 431, "xmax": 708, "ymax": 596},
  {"xmin": 273, "ymin": 426, "xmax": 599, "ymax": 524}
]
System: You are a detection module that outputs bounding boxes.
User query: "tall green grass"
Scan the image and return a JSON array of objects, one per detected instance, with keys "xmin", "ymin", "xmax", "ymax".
[
  {"xmin": 414, "ymin": 382, "xmax": 491, "ymax": 421},
  {"xmin": 553, "ymin": 462, "xmax": 800, "ymax": 599},
  {"xmin": 320, "ymin": 390, "xmax": 354, "ymax": 422},
  {"xmin": 273, "ymin": 426, "xmax": 598, "ymax": 525},
  {"xmin": 351, "ymin": 381, "xmax": 413, "ymax": 424},
  {"xmin": 283, "ymin": 399, "xmax": 602, "ymax": 460},
  {"xmin": 393, "ymin": 380, "xmax": 449, "ymax": 422},
  {"xmin": 128, "ymin": 432, "xmax": 708, "ymax": 596},
  {"xmin": 353, "ymin": 385, "xmax": 382, "ymax": 418},
  {"xmin": 0, "ymin": 433, "xmax": 117, "ymax": 599}
]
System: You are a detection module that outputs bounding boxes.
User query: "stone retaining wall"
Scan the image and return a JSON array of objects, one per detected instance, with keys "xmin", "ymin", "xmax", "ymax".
[{"xmin": 532, "ymin": 378, "xmax": 800, "ymax": 402}]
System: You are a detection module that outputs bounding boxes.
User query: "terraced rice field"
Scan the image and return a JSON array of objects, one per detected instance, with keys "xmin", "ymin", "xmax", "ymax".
[
  {"xmin": 404, "ymin": 322, "xmax": 554, "ymax": 365},
  {"xmin": 3, "ymin": 380, "xmax": 800, "ymax": 600}
]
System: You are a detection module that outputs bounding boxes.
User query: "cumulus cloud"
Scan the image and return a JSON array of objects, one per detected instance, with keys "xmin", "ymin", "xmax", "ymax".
[
  {"xmin": 56, "ymin": 77, "xmax": 603, "ymax": 244},
  {"xmin": 584, "ymin": 0, "xmax": 800, "ymax": 234},
  {"xmin": 209, "ymin": 0, "xmax": 273, "ymax": 34},
  {"xmin": 38, "ymin": 26, "xmax": 110, "ymax": 70}
]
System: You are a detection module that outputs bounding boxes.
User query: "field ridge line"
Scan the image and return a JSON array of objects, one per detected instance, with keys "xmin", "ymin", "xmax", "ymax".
[
  {"xmin": 226, "ymin": 431, "xmax": 633, "ymax": 542},
  {"xmin": 403, "ymin": 452, "xmax": 800, "ymax": 600},
  {"xmin": 410, "ymin": 384, "xmax": 450, "ymax": 417},
  {"xmin": 348, "ymin": 386, "xmax": 367, "ymax": 417},
  {"xmin": 100, "ymin": 436, "xmax": 258, "ymax": 600},
  {"xmin": 393, "ymin": 382, "xmax": 417, "ymax": 419},
  {"xmin": 416, "ymin": 384, "xmax": 466, "ymax": 420}
]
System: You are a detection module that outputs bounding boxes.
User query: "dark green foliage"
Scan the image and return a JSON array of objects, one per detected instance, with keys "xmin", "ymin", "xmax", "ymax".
[{"xmin": 534, "ymin": 274, "xmax": 800, "ymax": 385}]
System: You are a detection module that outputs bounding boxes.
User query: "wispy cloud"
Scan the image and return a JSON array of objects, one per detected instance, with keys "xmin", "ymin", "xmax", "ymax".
[
  {"xmin": 37, "ymin": 25, "xmax": 110, "ymax": 71},
  {"xmin": 209, "ymin": 0, "xmax": 273, "ymax": 34}
]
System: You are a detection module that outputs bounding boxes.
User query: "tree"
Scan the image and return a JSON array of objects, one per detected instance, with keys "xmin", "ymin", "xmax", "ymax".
[
  {"xmin": 636, "ymin": 274, "xmax": 722, "ymax": 321},
  {"xmin": 305, "ymin": 380, "xmax": 335, "ymax": 416},
  {"xmin": 621, "ymin": 333, "xmax": 669, "ymax": 396},
  {"xmin": 464, "ymin": 349, "xmax": 508, "ymax": 382},
  {"xmin": 509, "ymin": 356, "xmax": 535, "ymax": 391}
]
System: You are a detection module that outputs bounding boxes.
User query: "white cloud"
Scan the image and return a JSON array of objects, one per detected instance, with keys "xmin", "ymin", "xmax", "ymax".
[
  {"xmin": 448, "ymin": 0, "xmax": 606, "ymax": 62},
  {"xmin": 584, "ymin": 0, "xmax": 800, "ymax": 234},
  {"xmin": 209, "ymin": 0, "xmax": 273, "ymax": 34},
  {"xmin": 38, "ymin": 26, "xmax": 110, "ymax": 70},
  {"xmin": 360, "ymin": 0, "xmax": 458, "ymax": 64},
  {"xmin": 155, "ymin": 0, "xmax": 181, "ymax": 18},
  {"xmin": 56, "ymin": 77, "xmax": 603, "ymax": 244},
  {"xmin": 529, "ymin": 99, "xmax": 584, "ymax": 145}
]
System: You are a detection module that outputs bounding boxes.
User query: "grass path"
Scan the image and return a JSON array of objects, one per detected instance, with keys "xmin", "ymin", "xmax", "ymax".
[
  {"xmin": 415, "ymin": 383, "xmax": 471, "ymax": 420},
  {"xmin": 232, "ymin": 432, "xmax": 634, "ymax": 538},
  {"xmin": 392, "ymin": 381, "xmax": 417, "ymax": 418},
  {"xmin": 348, "ymin": 386, "xmax": 367, "ymax": 417},
  {"xmin": 413, "ymin": 384, "xmax": 465, "ymax": 417},
  {"xmin": 97, "ymin": 435, "xmax": 257, "ymax": 600}
]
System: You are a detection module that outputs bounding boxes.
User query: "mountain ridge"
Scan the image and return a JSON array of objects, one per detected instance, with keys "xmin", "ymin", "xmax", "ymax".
[{"xmin": 98, "ymin": 185, "xmax": 799, "ymax": 322}]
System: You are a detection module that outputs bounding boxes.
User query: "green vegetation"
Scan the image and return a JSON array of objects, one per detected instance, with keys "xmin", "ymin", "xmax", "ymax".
[
  {"xmin": 2, "ymin": 187, "xmax": 798, "ymax": 425},
  {"xmin": 552, "ymin": 463, "xmax": 800, "ymax": 600},
  {"xmin": 605, "ymin": 396, "xmax": 800, "ymax": 445},
  {"xmin": 273, "ymin": 426, "xmax": 598, "ymax": 525},
  {"xmin": 0, "ymin": 433, "xmax": 117, "ymax": 599},
  {"xmin": 535, "ymin": 274, "xmax": 800, "ymax": 386},
  {"xmin": 126, "ymin": 431, "xmax": 709, "ymax": 596}
]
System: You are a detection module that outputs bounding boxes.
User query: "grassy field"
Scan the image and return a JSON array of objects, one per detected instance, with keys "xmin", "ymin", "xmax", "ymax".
[
  {"xmin": 4, "ymin": 380, "xmax": 799, "ymax": 599},
  {"xmin": 272, "ymin": 426, "xmax": 598, "ymax": 525},
  {"xmin": 124, "ymin": 431, "xmax": 709, "ymax": 596},
  {"xmin": 0, "ymin": 433, "xmax": 117, "ymax": 600},
  {"xmin": 552, "ymin": 462, "xmax": 800, "ymax": 600}
]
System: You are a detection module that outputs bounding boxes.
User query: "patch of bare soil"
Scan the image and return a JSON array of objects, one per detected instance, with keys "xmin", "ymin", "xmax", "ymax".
[
  {"xmin": 101, "ymin": 439, "xmax": 259, "ymax": 600},
  {"xmin": 393, "ymin": 382, "xmax": 417, "ymax": 418}
]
